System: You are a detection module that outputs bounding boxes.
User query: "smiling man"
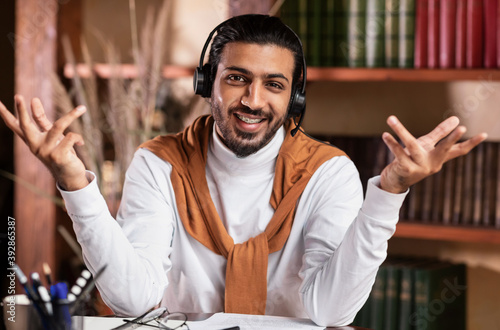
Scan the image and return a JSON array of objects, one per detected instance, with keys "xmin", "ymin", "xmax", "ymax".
[{"xmin": 0, "ymin": 14, "xmax": 486, "ymax": 327}]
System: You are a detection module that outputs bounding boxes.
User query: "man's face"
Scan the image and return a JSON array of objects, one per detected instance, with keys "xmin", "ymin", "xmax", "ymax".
[{"xmin": 211, "ymin": 42, "xmax": 295, "ymax": 158}]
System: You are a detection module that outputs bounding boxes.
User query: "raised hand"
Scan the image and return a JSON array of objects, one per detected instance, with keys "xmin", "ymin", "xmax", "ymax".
[
  {"xmin": 380, "ymin": 115, "xmax": 487, "ymax": 194},
  {"xmin": 0, "ymin": 95, "xmax": 89, "ymax": 191}
]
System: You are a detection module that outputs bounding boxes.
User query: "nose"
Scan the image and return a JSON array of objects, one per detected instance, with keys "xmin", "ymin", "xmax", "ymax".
[{"xmin": 240, "ymin": 83, "xmax": 266, "ymax": 110}]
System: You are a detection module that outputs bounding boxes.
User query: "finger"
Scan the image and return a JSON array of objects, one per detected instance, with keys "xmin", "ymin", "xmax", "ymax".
[
  {"xmin": 386, "ymin": 116, "xmax": 427, "ymax": 162},
  {"xmin": 31, "ymin": 98, "xmax": 53, "ymax": 132},
  {"xmin": 386, "ymin": 116, "xmax": 422, "ymax": 153},
  {"xmin": 49, "ymin": 132, "xmax": 85, "ymax": 164},
  {"xmin": 444, "ymin": 132, "xmax": 488, "ymax": 162},
  {"xmin": 44, "ymin": 105, "xmax": 86, "ymax": 147},
  {"xmin": 434, "ymin": 125, "xmax": 467, "ymax": 153},
  {"xmin": 382, "ymin": 132, "xmax": 411, "ymax": 162},
  {"xmin": 15, "ymin": 95, "xmax": 40, "ymax": 143},
  {"xmin": 422, "ymin": 116, "xmax": 460, "ymax": 146},
  {"xmin": 0, "ymin": 100, "xmax": 25, "ymax": 139}
]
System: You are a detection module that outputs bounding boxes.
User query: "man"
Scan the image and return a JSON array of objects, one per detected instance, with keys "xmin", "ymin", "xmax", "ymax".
[{"xmin": 0, "ymin": 15, "xmax": 486, "ymax": 326}]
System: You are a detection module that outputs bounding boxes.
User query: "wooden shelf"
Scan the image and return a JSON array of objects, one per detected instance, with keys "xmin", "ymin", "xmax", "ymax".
[
  {"xmin": 64, "ymin": 63, "xmax": 500, "ymax": 82},
  {"xmin": 63, "ymin": 63, "xmax": 194, "ymax": 79},
  {"xmin": 394, "ymin": 222, "xmax": 500, "ymax": 244},
  {"xmin": 307, "ymin": 67, "xmax": 500, "ymax": 82}
]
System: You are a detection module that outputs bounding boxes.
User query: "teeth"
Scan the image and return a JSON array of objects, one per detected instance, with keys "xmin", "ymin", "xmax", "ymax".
[{"xmin": 236, "ymin": 114, "xmax": 264, "ymax": 124}]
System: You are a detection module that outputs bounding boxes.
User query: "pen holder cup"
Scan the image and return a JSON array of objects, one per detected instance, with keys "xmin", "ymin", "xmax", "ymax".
[{"xmin": 2, "ymin": 294, "xmax": 82, "ymax": 330}]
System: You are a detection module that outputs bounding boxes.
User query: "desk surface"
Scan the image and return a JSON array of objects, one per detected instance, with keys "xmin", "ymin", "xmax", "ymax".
[
  {"xmin": 181, "ymin": 313, "xmax": 371, "ymax": 330},
  {"xmin": 81, "ymin": 313, "xmax": 370, "ymax": 330}
]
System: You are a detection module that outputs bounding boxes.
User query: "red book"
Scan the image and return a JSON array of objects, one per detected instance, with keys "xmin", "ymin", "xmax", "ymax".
[
  {"xmin": 415, "ymin": 0, "xmax": 429, "ymax": 68},
  {"xmin": 466, "ymin": 0, "xmax": 484, "ymax": 68},
  {"xmin": 484, "ymin": 0, "xmax": 498, "ymax": 68},
  {"xmin": 455, "ymin": 0, "xmax": 467, "ymax": 67},
  {"xmin": 440, "ymin": 0, "xmax": 457, "ymax": 68},
  {"xmin": 497, "ymin": 0, "xmax": 500, "ymax": 67},
  {"xmin": 428, "ymin": 0, "xmax": 440, "ymax": 68}
]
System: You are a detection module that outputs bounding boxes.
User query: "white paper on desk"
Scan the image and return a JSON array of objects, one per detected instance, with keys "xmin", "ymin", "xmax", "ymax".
[
  {"xmin": 72, "ymin": 315, "xmax": 187, "ymax": 330},
  {"xmin": 187, "ymin": 313, "xmax": 325, "ymax": 330}
]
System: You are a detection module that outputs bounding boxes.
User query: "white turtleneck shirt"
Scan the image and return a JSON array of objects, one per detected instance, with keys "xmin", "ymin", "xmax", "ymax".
[{"xmin": 59, "ymin": 124, "xmax": 407, "ymax": 327}]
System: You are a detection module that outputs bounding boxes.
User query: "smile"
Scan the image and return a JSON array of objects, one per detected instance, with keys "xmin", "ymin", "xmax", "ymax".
[{"xmin": 235, "ymin": 113, "xmax": 265, "ymax": 124}]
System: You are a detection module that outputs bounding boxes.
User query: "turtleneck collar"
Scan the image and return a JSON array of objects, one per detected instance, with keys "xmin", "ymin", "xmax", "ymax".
[{"xmin": 208, "ymin": 123, "xmax": 285, "ymax": 176}]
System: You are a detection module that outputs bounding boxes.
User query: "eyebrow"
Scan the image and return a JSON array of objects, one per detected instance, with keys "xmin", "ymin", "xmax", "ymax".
[{"xmin": 224, "ymin": 66, "xmax": 290, "ymax": 83}]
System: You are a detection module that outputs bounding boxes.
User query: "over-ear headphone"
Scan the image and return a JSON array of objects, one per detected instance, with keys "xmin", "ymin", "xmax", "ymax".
[{"xmin": 193, "ymin": 15, "xmax": 307, "ymax": 136}]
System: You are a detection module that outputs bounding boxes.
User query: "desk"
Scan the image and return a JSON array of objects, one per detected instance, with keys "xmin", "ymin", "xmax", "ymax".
[
  {"xmin": 185, "ymin": 313, "xmax": 372, "ymax": 329},
  {"xmin": 77, "ymin": 313, "xmax": 373, "ymax": 330}
]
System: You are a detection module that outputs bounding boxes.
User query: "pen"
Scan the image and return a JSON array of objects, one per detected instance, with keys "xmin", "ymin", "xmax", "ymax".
[
  {"xmin": 31, "ymin": 272, "xmax": 53, "ymax": 316},
  {"xmin": 13, "ymin": 264, "xmax": 38, "ymax": 301},
  {"xmin": 42, "ymin": 262, "xmax": 53, "ymax": 286}
]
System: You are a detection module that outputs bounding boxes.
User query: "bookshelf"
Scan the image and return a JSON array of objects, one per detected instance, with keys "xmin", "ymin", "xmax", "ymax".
[{"xmin": 62, "ymin": 62, "xmax": 500, "ymax": 246}]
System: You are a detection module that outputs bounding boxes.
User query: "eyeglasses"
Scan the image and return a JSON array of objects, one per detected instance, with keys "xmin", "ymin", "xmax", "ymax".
[{"xmin": 112, "ymin": 307, "xmax": 190, "ymax": 330}]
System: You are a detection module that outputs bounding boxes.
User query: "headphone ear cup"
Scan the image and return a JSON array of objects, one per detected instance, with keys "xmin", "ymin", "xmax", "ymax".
[
  {"xmin": 193, "ymin": 64, "xmax": 212, "ymax": 98},
  {"xmin": 288, "ymin": 90, "xmax": 306, "ymax": 118}
]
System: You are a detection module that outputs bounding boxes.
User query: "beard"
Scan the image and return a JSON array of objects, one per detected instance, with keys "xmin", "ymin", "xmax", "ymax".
[{"xmin": 211, "ymin": 100, "xmax": 288, "ymax": 158}]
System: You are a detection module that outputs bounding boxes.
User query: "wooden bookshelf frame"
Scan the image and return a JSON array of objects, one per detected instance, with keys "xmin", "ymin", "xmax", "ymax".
[
  {"xmin": 307, "ymin": 67, "xmax": 500, "ymax": 82},
  {"xmin": 394, "ymin": 222, "xmax": 500, "ymax": 244}
]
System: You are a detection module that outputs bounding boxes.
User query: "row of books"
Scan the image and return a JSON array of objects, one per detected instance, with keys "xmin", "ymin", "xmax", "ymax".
[
  {"xmin": 351, "ymin": 257, "xmax": 467, "ymax": 330},
  {"xmin": 280, "ymin": 0, "xmax": 499, "ymax": 69},
  {"xmin": 316, "ymin": 135, "xmax": 500, "ymax": 228}
]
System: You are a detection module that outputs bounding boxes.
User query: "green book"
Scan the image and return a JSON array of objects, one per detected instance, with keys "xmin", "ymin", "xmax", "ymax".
[
  {"xmin": 347, "ymin": 0, "xmax": 367, "ymax": 67},
  {"xmin": 413, "ymin": 262, "xmax": 467, "ymax": 330},
  {"xmin": 365, "ymin": 0, "xmax": 386, "ymax": 67},
  {"xmin": 398, "ymin": 0, "xmax": 415, "ymax": 68},
  {"xmin": 307, "ymin": 0, "xmax": 323, "ymax": 66},
  {"xmin": 280, "ymin": 0, "xmax": 299, "ymax": 33},
  {"xmin": 333, "ymin": 0, "xmax": 349, "ymax": 66},
  {"xmin": 298, "ymin": 0, "xmax": 308, "ymax": 59},
  {"xmin": 398, "ymin": 258, "xmax": 434, "ymax": 330},
  {"xmin": 383, "ymin": 260, "xmax": 402, "ymax": 330},
  {"xmin": 368, "ymin": 263, "xmax": 387, "ymax": 330},
  {"xmin": 321, "ymin": 0, "xmax": 336, "ymax": 66},
  {"xmin": 384, "ymin": 0, "xmax": 400, "ymax": 67}
]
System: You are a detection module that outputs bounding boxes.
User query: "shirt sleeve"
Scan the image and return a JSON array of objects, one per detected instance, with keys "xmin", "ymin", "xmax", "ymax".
[
  {"xmin": 298, "ymin": 157, "xmax": 408, "ymax": 326},
  {"xmin": 58, "ymin": 148, "xmax": 176, "ymax": 316}
]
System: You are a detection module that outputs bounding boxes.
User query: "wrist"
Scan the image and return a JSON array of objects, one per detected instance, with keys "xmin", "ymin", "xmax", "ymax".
[{"xmin": 58, "ymin": 173, "xmax": 90, "ymax": 191}]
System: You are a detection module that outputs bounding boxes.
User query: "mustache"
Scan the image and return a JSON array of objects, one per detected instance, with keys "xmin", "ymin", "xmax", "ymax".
[{"xmin": 228, "ymin": 106, "xmax": 269, "ymax": 118}]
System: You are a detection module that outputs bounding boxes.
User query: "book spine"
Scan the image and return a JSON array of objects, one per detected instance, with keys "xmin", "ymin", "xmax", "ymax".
[
  {"xmin": 427, "ymin": 0, "xmax": 440, "ymax": 68},
  {"xmin": 385, "ymin": 0, "xmax": 400, "ymax": 67},
  {"xmin": 461, "ymin": 151, "xmax": 474, "ymax": 225},
  {"xmin": 368, "ymin": 266, "xmax": 387, "ymax": 330},
  {"xmin": 442, "ymin": 159, "xmax": 455, "ymax": 225},
  {"xmin": 384, "ymin": 265, "xmax": 401, "ymax": 330},
  {"xmin": 431, "ymin": 169, "xmax": 444, "ymax": 223},
  {"xmin": 366, "ymin": 0, "xmax": 386, "ymax": 67},
  {"xmin": 472, "ymin": 143, "xmax": 484, "ymax": 226},
  {"xmin": 334, "ymin": 0, "xmax": 350, "ymax": 66},
  {"xmin": 414, "ymin": 0, "xmax": 429, "ymax": 68},
  {"xmin": 483, "ymin": 0, "xmax": 498, "ymax": 68},
  {"xmin": 455, "ymin": 0, "xmax": 467, "ymax": 68},
  {"xmin": 466, "ymin": 0, "xmax": 484, "ymax": 68},
  {"xmin": 298, "ymin": 0, "xmax": 308, "ymax": 62},
  {"xmin": 322, "ymin": 0, "xmax": 336, "ymax": 67},
  {"xmin": 496, "ymin": 143, "xmax": 500, "ymax": 228},
  {"xmin": 348, "ymin": 0, "xmax": 367, "ymax": 67},
  {"xmin": 452, "ymin": 156, "xmax": 464, "ymax": 224},
  {"xmin": 307, "ymin": 0, "xmax": 323, "ymax": 66},
  {"xmin": 482, "ymin": 142, "xmax": 494, "ymax": 227},
  {"xmin": 439, "ymin": 0, "xmax": 457, "ymax": 68},
  {"xmin": 399, "ymin": 0, "xmax": 416, "ymax": 67}
]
